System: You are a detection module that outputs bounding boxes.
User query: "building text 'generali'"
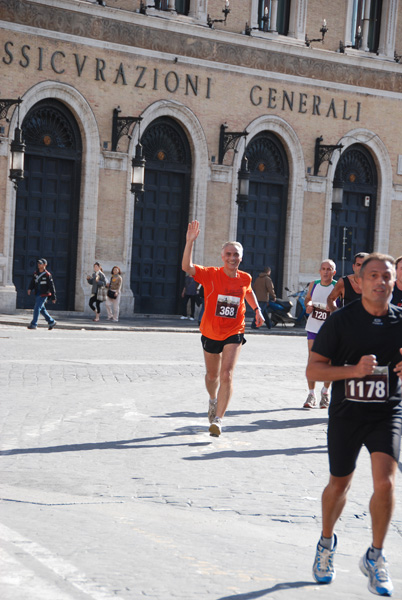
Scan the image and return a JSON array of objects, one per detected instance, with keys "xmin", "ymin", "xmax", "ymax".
[{"xmin": 2, "ymin": 41, "xmax": 362, "ymax": 120}]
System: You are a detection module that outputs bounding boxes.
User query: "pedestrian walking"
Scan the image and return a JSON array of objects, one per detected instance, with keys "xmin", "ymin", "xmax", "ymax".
[
  {"xmin": 87, "ymin": 262, "xmax": 107, "ymax": 322},
  {"xmin": 27, "ymin": 258, "xmax": 57, "ymax": 330},
  {"xmin": 307, "ymin": 253, "xmax": 402, "ymax": 597},
  {"xmin": 180, "ymin": 273, "xmax": 197, "ymax": 320},
  {"xmin": 106, "ymin": 266, "xmax": 123, "ymax": 322},
  {"xmin": 182, "ymin": 220, "xmax": 264, "ymax": 437},
  {"xmin": 251, "ymin": 266, "xmax": 276, "ymax": 329}
]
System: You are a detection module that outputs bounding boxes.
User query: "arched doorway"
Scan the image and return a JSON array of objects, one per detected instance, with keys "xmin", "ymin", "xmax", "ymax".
[
  {"xmin": 330, "ymin": 144, "xmax": 377, "ymax": 276},
  {"xmin": 236, "ymin": 132, "xmax": 289, "ymax": 293},
  {"xmin": 13, "ymin": 99, "xmax": 82, "ymax": 310},
  {"xmin": 131, "ymin": 117, "xmax": 191, "ymax": 314}
]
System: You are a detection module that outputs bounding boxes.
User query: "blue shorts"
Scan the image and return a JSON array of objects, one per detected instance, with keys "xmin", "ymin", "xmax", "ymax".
[{"xmin": 307, "ymin": 331, "xmax": 317, "ymax": 341}]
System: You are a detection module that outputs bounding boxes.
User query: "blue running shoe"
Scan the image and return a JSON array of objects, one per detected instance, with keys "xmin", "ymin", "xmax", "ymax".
[
  {"xmin": 359, "ymin": 549, "xmax": 393, "ymax": 596},
  {"xmin": 312, "ymin": 533, "xmax": 337, "ymax": 584}
]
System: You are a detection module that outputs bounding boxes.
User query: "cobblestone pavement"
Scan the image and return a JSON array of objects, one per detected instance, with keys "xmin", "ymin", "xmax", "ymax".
[{"xmin": 0, "ymin": 325, "xmax": 401, "ymax": 600}]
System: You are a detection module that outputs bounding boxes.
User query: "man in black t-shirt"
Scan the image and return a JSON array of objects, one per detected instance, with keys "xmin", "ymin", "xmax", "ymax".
[
  {"xmin": 391, "ymin": 255, "xmax": 402, "ymax": 307},
  {"xmin": 307, "ymin": 253, "xmax": 402, "ymax": 597}
]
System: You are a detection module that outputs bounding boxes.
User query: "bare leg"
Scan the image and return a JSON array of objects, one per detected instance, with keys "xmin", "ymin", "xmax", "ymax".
[
  {"xmin": 203, "ymin": 350, "xmax": 221, "ymax": 401},
  {"xmin": 215, "ymin": 343, "xmax": 243, "ymax": 418},
  {"xmin": 307, "ymin": 338, "xmax": 330, "ymax": 390},
  {"xmin": 370, "ymin": 452, "xmax": 398, "ymax": 548},
  {"xmin": 321, "ymin": 473, "xmax": 354, "ymax": 538}
]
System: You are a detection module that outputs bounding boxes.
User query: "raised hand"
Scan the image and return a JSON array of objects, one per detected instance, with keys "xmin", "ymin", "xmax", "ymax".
[{"xmin": 186, "ymin": 220, "xmax": 200, "ymax": 243}]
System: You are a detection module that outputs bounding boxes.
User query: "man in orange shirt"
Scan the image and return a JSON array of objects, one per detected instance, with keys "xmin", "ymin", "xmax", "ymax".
[{"xmin": 182, "ymin": 220, "xmax": 264, "ymax": 437}]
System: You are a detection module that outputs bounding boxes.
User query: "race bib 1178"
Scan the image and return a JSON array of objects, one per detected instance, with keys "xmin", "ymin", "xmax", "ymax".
[{"xmin": 345, "ymin": 366, "xmax": 389, "ymax": 403}]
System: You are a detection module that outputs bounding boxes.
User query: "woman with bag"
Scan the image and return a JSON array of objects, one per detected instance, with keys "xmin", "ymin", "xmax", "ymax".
[
  {"xmin": 106, "ymin": 265, "xmax": 123, "ymax": 322},
  {"xmin": 87, "ymin": 262, "xmax": 108, "ymax": 322}
]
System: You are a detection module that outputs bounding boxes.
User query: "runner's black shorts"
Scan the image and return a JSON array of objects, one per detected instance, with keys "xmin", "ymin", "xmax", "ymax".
[
  {"xmin": 201, "ymin": 333, "xmax": 246, "ymax": 354},
  {"xmin": 327, "ymin": 402, "xmax": 402, "ymax": 477}
]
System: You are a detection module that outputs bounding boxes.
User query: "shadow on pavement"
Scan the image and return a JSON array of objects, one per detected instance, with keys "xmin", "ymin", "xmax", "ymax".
[
  {"xmin": 0, "ymin": 428, "xmax": 211, "ymax": 456},
  {"xmin": 183, "ymin": 444, "xmax": 326, "ymax": 461},
  {"xmin": 217, "ymin": 581, "xmax": 317, "ymax": 599}
]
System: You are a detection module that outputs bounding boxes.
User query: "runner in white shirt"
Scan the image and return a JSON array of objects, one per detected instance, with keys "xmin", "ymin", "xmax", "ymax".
[{"xmin": 303, "ymin": 259, "xmax": 337, "ymax": 409}]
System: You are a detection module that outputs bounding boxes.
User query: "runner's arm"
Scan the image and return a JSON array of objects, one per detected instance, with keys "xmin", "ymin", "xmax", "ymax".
[
  {"xmin": 326, "ymin": 279, "xmax": 344, "ymax": 313},
  {"xmin": 245, "ymin": 290, "xmax": 265, "ymax": 327},
  {"xmin": 305, "ymin": 281, "xmax": 315, "ymax": 314},
  {"xmin": 307, "ymin": 351, "xmax": 378, "ymax": 382},
  {"xmin": 393, "ymin": 348, "xmax": 402, "ymax": 381},
  {"xmin": 181, "ymin": 221, "xmax": 200, "ymax": 276}
]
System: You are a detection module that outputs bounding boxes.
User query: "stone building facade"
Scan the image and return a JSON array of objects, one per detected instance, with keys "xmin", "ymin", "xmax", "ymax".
[{"xmin": 1, "ymin": 0, "xmax": 402, "ymax": 315}]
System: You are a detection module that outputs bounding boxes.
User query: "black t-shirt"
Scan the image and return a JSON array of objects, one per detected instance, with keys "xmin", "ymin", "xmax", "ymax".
[
  {"xmin": 391, "ymin": 285, "xmax": 402, "ymax": 308},
  {"xmin": 312, "ymin": 300, "xmax": 402, "ymax": 411}
]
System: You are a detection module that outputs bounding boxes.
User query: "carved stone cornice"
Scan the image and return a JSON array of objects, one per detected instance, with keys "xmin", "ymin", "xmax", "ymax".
[{"xmin": 2, "ymin": 0, "xmax": 402, "ymax": 94}]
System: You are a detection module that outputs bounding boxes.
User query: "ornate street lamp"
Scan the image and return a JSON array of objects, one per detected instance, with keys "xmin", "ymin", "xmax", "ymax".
[
  {"xmin": 236, "ymin": 155, "xmax": 250, "ymax": 208},
  {"xmin": 131, "ymin": 141, "xmax": 146, "ymax": 202}
]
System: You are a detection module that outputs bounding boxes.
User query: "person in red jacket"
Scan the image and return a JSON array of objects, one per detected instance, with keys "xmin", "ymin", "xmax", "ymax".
[
  {"xmin": 182, "ymin": 220, "xmax": 264, "ymax": 437},
  {"xmin": 27, "ymin": 258, "xmax": 57, "ymax": 330}
]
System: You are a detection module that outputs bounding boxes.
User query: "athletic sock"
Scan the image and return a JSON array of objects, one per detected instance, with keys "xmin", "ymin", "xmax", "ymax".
[
  {"xmin": 320, "ymin": 535, "xmax": 334, "ymax": 550},
  {"xmin": 309, "ymin": 389, "xmax": 316, "ymax": 396},
  {"xmin": 368, "ymin": 546, "xmax": 382, "ymax": 561},
  {"xmin": 321, "ymin": 386, "xmax": 329, "ymax": 393}
]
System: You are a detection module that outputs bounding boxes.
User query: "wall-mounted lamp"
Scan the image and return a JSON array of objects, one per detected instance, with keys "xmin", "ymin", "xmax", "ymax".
[
  {"xmin": 332, "ymin": 178, "xmax": 344, "ymax": 210},
  {"xmin": 305, "ymin": 19, "xmax": 328, "ymax": 47},
  {"xmin": 245, "ymin": 7, "xmax": 269, "ymax": 35},
  {"xmin": 236, "ymin": 155, "xmax": 250, "ymax": 208},
  {"xmin": 9, "ymin": 98, "xmax": 25, "ymax": 189},
  {"xmin": 314, "ymin": 136, "xmax": 343, "ymax": 176},
  {"xmin": 218, "ymin": 123, "xmax": 248, "ymax": 165},
  {"xmin": 339, "ymin": 26, "xmax": 362, "ymax": 53},
  {"xmin": 395, "ymin": 50, "xmax": 402, "ymax": 63},
  {"xmin": 207, "ymin": 0, "xmax": 230, "ymax": 29},
  {"xmin": 131, "ymin": 120, "xmax": 146, "ymax": 203},
  {"xmin": 111, "ymin": 107, "xmax": 142, "ymax": 151}
]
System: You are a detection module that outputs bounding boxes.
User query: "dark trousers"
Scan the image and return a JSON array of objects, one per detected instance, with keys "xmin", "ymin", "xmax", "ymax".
[
  {"xmin": 182, "ymin": 295, "xmax": 196, "ymax": 318},
  {"xmin": 89, "ymin": 294, "xmax": 102, "ymax": 314}
]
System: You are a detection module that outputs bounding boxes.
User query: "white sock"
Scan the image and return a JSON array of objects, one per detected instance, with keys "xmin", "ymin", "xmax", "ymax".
[{"xmin": 321, "ymin": 386, "xmax": 329, "ymax": 394}]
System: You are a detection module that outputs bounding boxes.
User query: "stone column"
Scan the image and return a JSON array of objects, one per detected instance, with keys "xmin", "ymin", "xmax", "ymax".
[{"xmin": 269, "ymin": 0, "xmax": 278, "ymax": 33}]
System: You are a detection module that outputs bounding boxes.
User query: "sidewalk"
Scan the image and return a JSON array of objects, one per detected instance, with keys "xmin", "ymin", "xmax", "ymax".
[{"xmin": 0, "ymin": 310, "xmax": 306, "ymax": 335}]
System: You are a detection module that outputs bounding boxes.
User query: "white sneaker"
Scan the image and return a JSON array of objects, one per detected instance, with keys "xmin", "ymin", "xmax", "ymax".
[
  {"xmin": 303, "ymin": 393, "xmax": 317, "ymax": 409},
  {"xmin": 208, "ymin": 399, "xmax": 217, "ymax": 423},
  {"xmin": 312, "ymin": 534, "xmax": 337, "ymax": 584},
  {"xmin": 360, "ymin": 549, "xmax": 393, "ymax": 596},
  {"xmin": 209, "ymin": 417, "xmax": 222, "ymax": 437},
  {"xmin": 180, "ymin": 316, "xmax": 188, "ymax": 320},
  {"xmin": 320, "ymin": 390, "xmax": 330, "ymax": 409}
]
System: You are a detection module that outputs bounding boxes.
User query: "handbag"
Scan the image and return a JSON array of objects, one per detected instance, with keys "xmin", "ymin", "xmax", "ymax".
[
  {"xmin": 97, "ymin": 285, "xmax": 107, "ymax": 302},
  {"xmin": 107, "ymin": 289, "xmax": 117, "ymax": 299}
]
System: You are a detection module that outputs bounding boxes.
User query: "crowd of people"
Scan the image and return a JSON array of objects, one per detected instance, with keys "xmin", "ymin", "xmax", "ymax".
[{"xmin": 25, "ymin": 223, "xmax": 402, "ymax": 597}]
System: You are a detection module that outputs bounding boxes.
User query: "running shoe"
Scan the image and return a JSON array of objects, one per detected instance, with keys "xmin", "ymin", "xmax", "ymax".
[
  {"xmin": 303, "ymin": 393, "xmax": 317, "ymax": 409},
  {"xmin": 209, "ymin": 417, "xmax": 222, "ymax": 437},
  {"xmin": 208, "ymin": 399, "xmax": 217, "ymax": 424},
  {"xmin": 359, "ymin": 549, "xmax": 393, "ymax": 596},
  {"xmin": 312, "ymin": 534, "xmax": 337, "ymax": 584},
  {"xmin": 319, "ymin": 390, "xmax": 330, "ymax": 409},
  {"xmin": 48, "ymin": 320, "xmax": 57, "ymax": 330}
]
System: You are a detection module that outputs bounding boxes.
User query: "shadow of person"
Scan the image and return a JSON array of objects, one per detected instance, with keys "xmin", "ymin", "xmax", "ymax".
[{"xmin": 217, "ymin": 580, "xmax": 317, "ymax": 599}]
